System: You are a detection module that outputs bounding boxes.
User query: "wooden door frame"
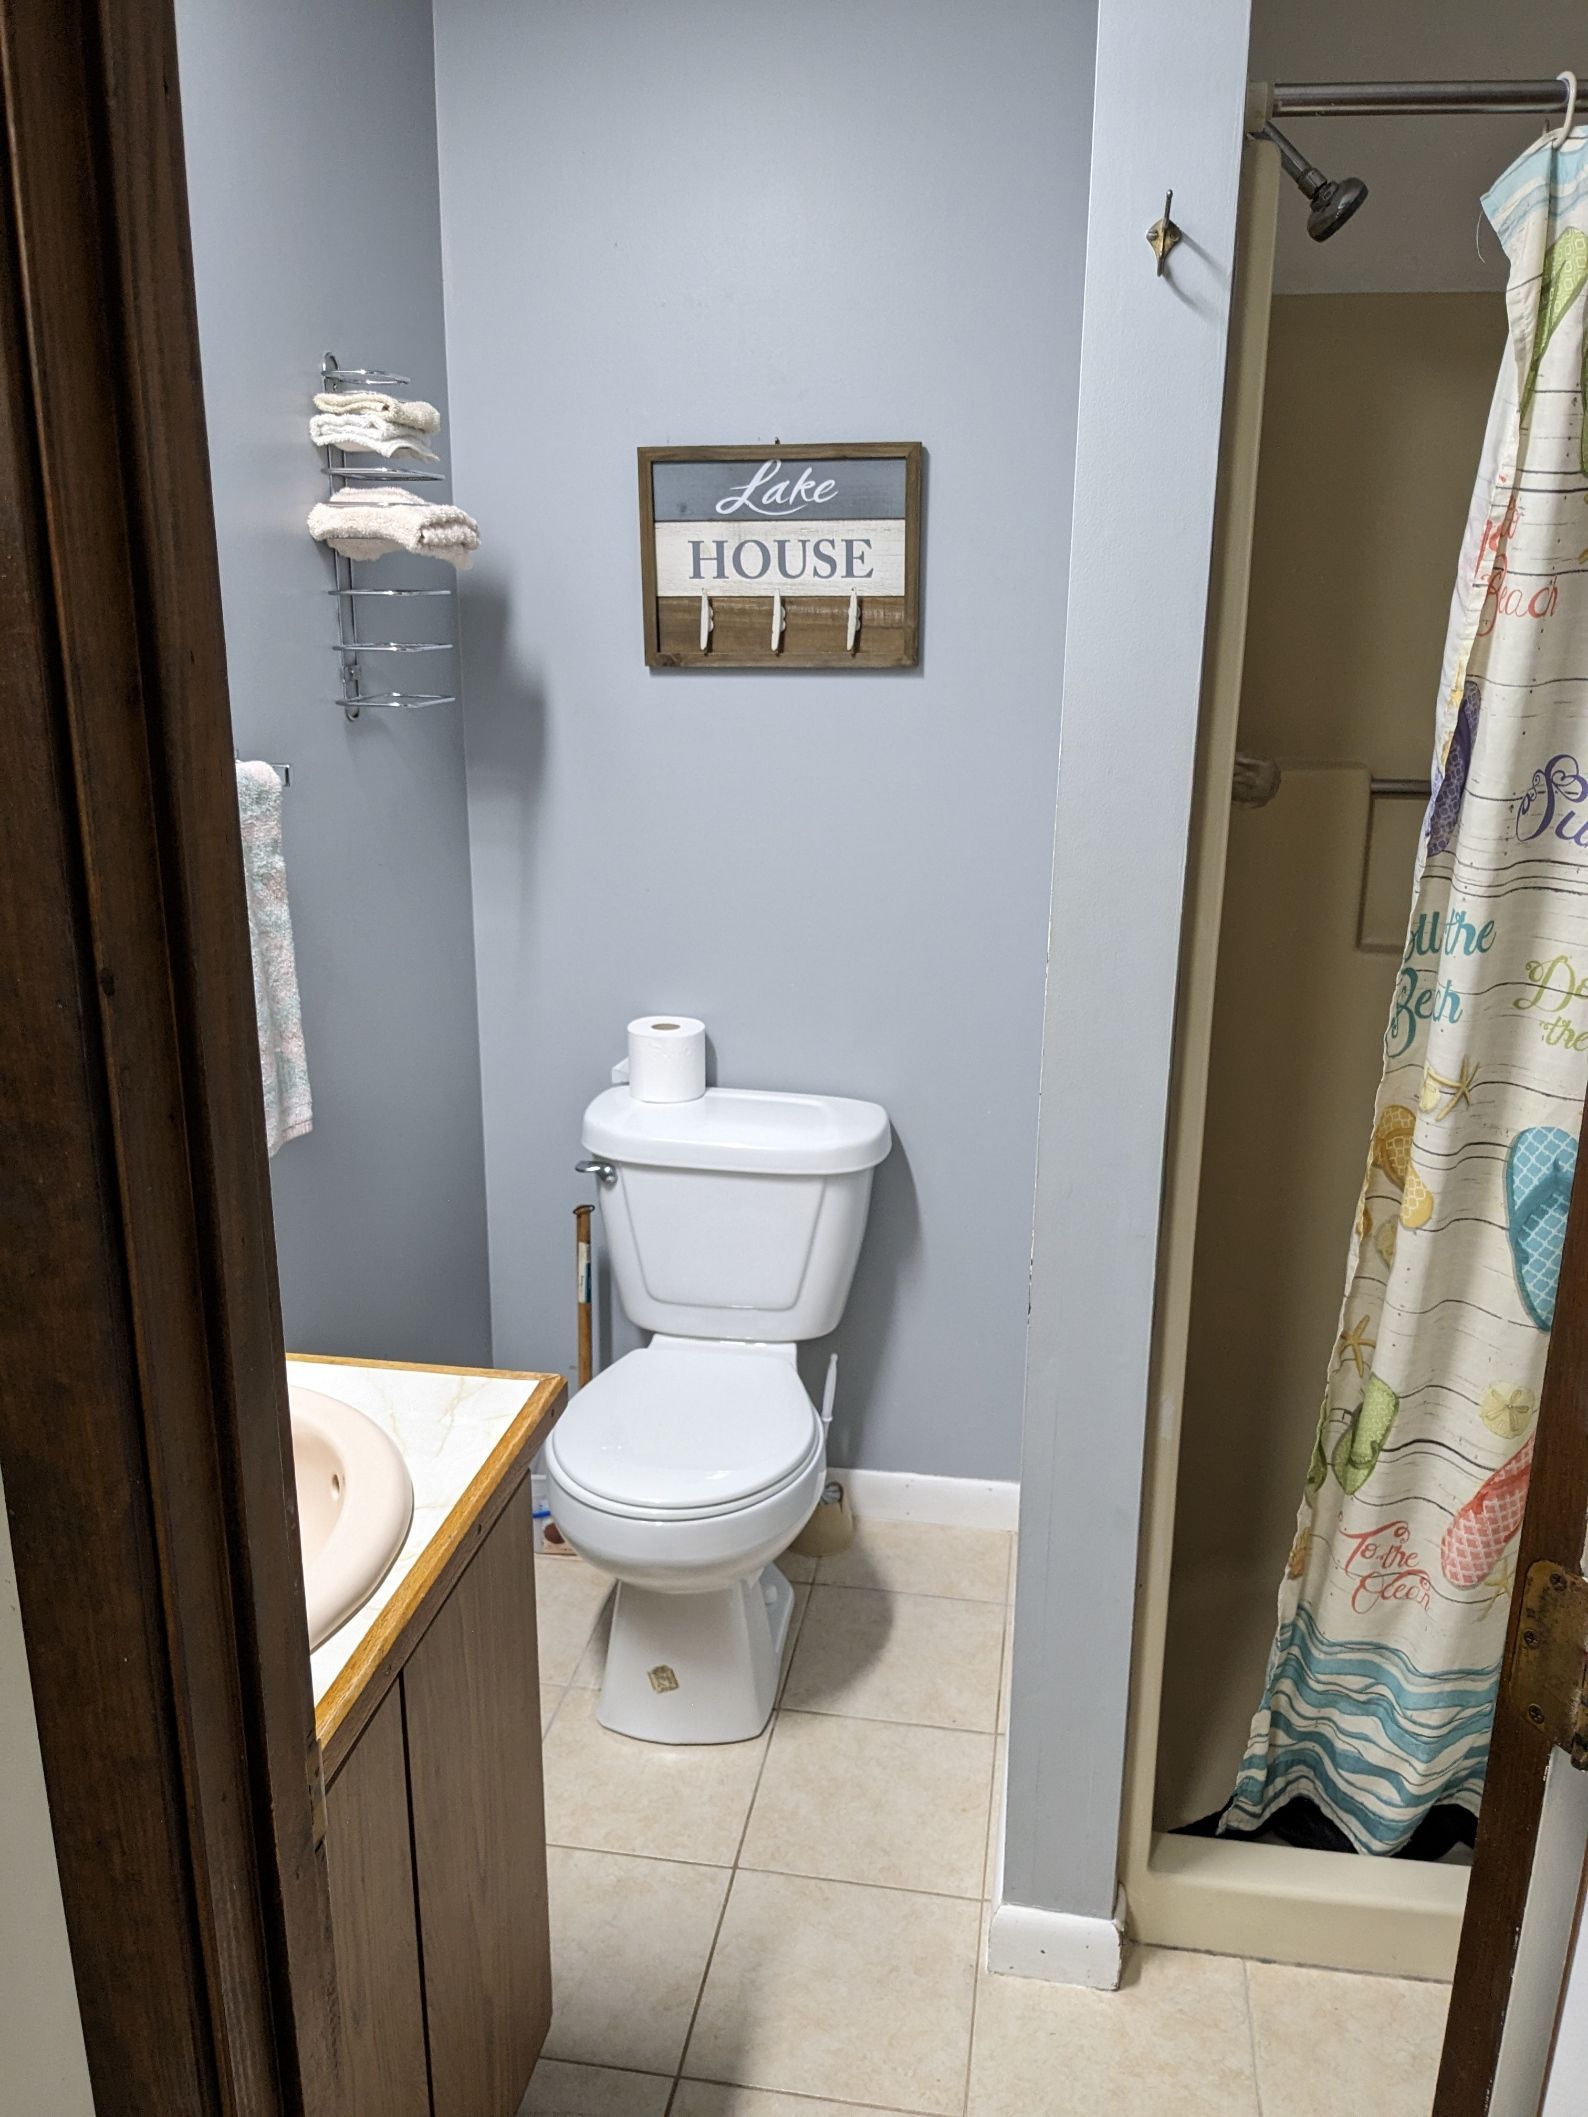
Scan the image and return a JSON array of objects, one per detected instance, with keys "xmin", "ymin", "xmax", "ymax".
[
  {"xmin": 1439, "ymin": 1165, "xmax": 1588, "ymax": 2113},
  {"xmin": 0, "ymin": 0, "xmax": 338, "ymax": 2109}
]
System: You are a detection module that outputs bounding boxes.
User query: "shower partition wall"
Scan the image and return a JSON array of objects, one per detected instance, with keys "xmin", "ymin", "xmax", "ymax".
[{"xmin": 1122, "ymin": 130, "xmax": 1513, "ymax": 1976}]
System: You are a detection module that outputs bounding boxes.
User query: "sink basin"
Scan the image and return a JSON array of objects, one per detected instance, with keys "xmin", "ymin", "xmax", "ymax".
[{"xmin": 290, "ymin": 1385, "xmax": 415, "ymax": 1649}]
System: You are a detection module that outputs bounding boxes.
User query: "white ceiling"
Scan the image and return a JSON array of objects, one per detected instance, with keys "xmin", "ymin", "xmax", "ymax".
[{"xmin": 1251, "ymin": 0, "xmax": 1587, "ymax": 293}]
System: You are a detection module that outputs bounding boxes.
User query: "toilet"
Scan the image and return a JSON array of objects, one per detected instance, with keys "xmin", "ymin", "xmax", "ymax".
[{"xmin": 546, "ymin": 1077, "xmax": 891, "ymax": 1743}]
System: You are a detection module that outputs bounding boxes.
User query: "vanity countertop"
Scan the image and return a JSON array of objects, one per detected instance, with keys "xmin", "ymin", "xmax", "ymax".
[{"xmin": 291, "ymin": 1354, "xmax": 565, "ymax": 1771}]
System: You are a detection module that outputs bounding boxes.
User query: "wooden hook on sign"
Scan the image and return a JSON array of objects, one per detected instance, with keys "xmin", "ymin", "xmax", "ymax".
[
  {"xmin": 699, "ymin": 593, "xmax": 713, "ymax": 652},
  {"xmin": 770, "ymin": 592, "xmax": 785, "ymax": 653},
  {"xmin": 846, "ymin": 593, "xmax": 860, "ymax": 654}
]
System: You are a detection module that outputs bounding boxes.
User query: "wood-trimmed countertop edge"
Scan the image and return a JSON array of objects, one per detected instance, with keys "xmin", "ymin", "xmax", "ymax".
[{"xmin": 303, "ymin": 1360, "xmax": 567, "ymax": 1782}]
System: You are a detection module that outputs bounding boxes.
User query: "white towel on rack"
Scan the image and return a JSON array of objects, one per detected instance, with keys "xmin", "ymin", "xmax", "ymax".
[
  {"xmin": 309, "ymin": 411, "xmax": 439, "ymax": 459},
  {"xmin": 307, "ymin": 485, "xmax": 481, "ymax": 567},
  {"xmin": 312, "ymin": 390, "xmax": 440, "ymax": 433},
  {"xmin": 235, "ymin": 761, "xmax": 312, "ymax": 1157}
]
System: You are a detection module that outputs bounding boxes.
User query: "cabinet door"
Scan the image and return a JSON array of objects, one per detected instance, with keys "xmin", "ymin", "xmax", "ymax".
[
  {"xmin": 403, "ymin": 1483, "xmax": 550, "ymax": 2117},
  {"xmin": 324, "ymin": 1685, "xmax": 431, "ymax": 2117}
]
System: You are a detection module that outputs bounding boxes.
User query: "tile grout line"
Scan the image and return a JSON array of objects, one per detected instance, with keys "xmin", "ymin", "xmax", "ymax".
[
  {"xmin": 679, "ymin": 2068, "xmax": 944, "ymax": 2117},
  {"xmin": 958, "ymin": 1586, "xmax": 1014, "ymax": 2117},
  {"xmin": 540, "ymin": 1679, "xmax": 570, "ymax": 1741},
  {"xmin": 543, "ymin": 1835, "xmax": 997, "ymax": 1904},
  {"xmin": 809, "ymin": 1577, "xmax": 1014, "ymax": 1608},
  {"xmin": 663, "ymin": 1583, "xmax": 815, "ymax": 2115},
  {"xmin": 747, "ymin": 1700, "xmax": 1000, "ymax": 1734},
  {"xmin": 1241, "ymin": 1957, "xmax": 1264, "ymax": 2114},
  {"xmin": 551, "ymin": 1700, "xmax": 1001, "ymax": 1740}
]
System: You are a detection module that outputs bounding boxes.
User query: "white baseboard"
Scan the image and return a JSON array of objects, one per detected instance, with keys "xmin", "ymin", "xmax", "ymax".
[
  {"xmin": 830, "ymin": 1467, "xmax": 1019, "ymax": 1531},
  {"xmin": 986, "ymin": 1891, "xmax": 1128, "ymax": 1990}
]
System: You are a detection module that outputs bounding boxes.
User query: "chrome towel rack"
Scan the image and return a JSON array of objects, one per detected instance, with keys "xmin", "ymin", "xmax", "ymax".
[{"xmin": 319, "ymin": 352, "xmax": 458, "ymax": 719}]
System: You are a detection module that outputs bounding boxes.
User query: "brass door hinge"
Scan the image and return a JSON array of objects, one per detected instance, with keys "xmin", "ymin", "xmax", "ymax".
[{"xmin": 1508, "ymin": 1561, "xmax": 1588, "ymax": 1767}]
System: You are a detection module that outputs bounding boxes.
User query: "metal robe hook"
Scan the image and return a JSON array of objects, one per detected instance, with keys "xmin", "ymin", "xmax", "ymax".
[
  {"xmin": 1146, "ymin": 189, "xmax": 1183, "ymax": 275},
  {"xmin": 699, "ymin": 593, "xmax": 714, "ymax": 652},
  {"xmin": 770, "ymin": 591, "xmax": 785, "ymax": 653},
  {"xmin": 846, "ymin": 593, "xmax": 860, "ymax": 654}
]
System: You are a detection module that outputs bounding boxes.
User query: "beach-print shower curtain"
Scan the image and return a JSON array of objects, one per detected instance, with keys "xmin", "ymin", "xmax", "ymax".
[{"xmin": 1225, "ymin": 128, "xmax": 1588, "ymax": 1854}]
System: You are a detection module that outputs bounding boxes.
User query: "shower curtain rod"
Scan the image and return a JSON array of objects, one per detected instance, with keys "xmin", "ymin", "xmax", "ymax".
[{"xmin": 1270, "ymin": 80, "xmax": 1581, "ymax": 118}]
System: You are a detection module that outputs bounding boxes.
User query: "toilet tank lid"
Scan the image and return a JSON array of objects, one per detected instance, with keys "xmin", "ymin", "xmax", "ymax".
[{"xmin": 582, "ymin": 1085, "xmax": 891, "ymax": 1176}]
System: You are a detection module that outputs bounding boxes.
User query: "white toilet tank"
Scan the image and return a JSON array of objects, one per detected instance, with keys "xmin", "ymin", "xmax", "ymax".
[{"xmin": 581, "ymin": 1085, "xmax": 891, "ymax": 1341}]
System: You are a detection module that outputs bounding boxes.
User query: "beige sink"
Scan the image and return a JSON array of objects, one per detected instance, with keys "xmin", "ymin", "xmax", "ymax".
[{"xmin": 290, "ymin": 1385, "xmax": 415, "ymax": 1650}]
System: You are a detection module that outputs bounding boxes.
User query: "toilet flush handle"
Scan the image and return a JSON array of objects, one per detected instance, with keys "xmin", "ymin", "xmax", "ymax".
[{"xmin": 575, "ymin": 1158, "xmax": 618, "ymax": 1187}]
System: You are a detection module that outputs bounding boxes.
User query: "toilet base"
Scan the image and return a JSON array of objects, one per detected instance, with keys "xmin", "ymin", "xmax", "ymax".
[{"xmin": 596, "ymin": 1565, "xmax": 795, "ymax": 1744}]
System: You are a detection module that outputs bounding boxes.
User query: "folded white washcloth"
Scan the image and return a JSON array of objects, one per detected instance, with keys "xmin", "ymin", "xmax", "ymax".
[
  {"xmin": 307, "ymin": 486, "xmax": 481, "ymax": 567},
  {"xmin": 318, "ymin": 532, "xmax": 476, "ymax": 565},
  {"xmin": 312, "ymin": 390, "xmax": 440, "ymax": 433},
  {"xmin": 309, "ymin": 411, "xmax": 439, "ymax": 459}
]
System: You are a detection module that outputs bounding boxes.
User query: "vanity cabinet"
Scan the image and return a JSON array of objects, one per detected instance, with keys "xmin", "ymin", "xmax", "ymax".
[
  {"xmin": 404, "ymin": 1487, "xmax": 549, "ymax": 2116},
  {"xmin": 324, "ymin": 1688, "xmax": 431, "ymax": 2117},
  {"xmin": 312, "ymin": 1369, "xmax": 564, "ymax": 2117}
]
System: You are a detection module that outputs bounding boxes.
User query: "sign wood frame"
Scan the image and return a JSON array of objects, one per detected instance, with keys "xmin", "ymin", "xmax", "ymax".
[{"xmin": 638, "ymin": 441, "xmax": 922, "ymax": 669}]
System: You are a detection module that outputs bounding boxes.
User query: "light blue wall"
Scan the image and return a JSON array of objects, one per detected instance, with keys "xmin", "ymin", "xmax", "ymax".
[
  {"xmin": 1004, "ymin": 0, "xmax": 1253, "ymax": 1929},
  {"xmin": 177, "ymin": 0, "xmax": 491, "ymax": 1365},
  {"xmin": 433, "ymin": 0, "xmax": 1096, "ymax": 1473}
]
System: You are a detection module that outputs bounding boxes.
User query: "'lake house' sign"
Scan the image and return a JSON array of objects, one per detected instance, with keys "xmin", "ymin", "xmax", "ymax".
[{"xmin": 638, "ymin": 442, "xmax": 922, "ymax": 668}]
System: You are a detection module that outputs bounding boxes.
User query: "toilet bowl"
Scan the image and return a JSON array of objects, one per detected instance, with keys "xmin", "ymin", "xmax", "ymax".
[
  {"xmin": 546, "ymin": 1338, "xmax": 826, "ymax": 1742},
  {"xmin": 549, "ymin": 1073, "xmax": 891, "ymax": 1744}
]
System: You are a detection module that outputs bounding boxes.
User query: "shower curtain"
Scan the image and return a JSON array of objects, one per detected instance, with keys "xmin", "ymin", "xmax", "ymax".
[{"xmin": 1226, "ymin": 127, "xmax": 1588, "ymax": 1854}]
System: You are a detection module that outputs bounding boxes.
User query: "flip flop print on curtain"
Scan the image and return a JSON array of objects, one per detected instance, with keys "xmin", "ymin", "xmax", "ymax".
[
  {"xmin": 1436, "ymin": 1132, "xmax": 1573, "ymax": 1591},
  {"xmin": 1504, "ymin": 1125, "xmax": 1577, "ymax": 1329},
  {"xmin": 1427, "ymin": 681, "xmax": 1482, "ymax": 855},
  {"xmin": 1362, "ymin": 1103, "xmax": 1437, "ymax": 1232},
  {"xmin": 1304, "ymin": 1368, "xmax": 1402, "ymax": 1502},
  {"xmin": 1225, "ymin": 130, "xmax": 1588, "ymax": 1856},
  {"xmin": 1332, "ymin": 1373, "xmax": 1401, "ymax": 1496},
  {"xmin": 1442, "ymin": 1437, "xmax": 1536, "ymax": 1590},
  {"xmin": 1521, "ymin": 227, "xmax": 1588, "ymax": 444}
]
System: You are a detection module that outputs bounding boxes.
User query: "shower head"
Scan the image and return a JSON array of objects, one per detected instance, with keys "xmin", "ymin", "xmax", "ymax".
[
  {"xmin": 1256, "ymin": 120, "xmax": 1368, "ymax": 242},
  {"xmin": 1306, "ymin": 171, "xmax": 1369, "ymax": 242}
]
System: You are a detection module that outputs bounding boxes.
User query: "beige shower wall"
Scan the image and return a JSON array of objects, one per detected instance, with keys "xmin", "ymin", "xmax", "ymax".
[
  {"xmin": 1240, "ymin": 292, "xmax": 1505, "ymax": 768},
  {"xmin": 1155, "ymin": 291, "xmax": 1504, "ymax": 1829}
]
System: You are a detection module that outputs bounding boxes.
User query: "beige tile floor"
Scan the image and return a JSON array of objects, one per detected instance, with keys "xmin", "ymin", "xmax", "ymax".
[{"xmin": 525, "ymin": 1522, "xmax": 1450, "ymax": 2117}]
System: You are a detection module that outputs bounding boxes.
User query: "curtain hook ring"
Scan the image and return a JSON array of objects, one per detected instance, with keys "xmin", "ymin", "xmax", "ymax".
[{"xmin": 1550, "ymin": 70, "xmax": 1579, "ymax": 147}]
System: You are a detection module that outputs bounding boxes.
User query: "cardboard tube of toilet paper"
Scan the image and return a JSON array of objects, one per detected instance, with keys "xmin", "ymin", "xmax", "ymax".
[{"xmin": 626, "ymin": 1016, "xmax": 706, "ymax": 1103}]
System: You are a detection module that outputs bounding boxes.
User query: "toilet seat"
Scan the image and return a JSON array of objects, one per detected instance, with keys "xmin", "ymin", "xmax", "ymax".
[{"xmin": 546, "ymin": 1340, "xmax": 820, "ymax": 1520}]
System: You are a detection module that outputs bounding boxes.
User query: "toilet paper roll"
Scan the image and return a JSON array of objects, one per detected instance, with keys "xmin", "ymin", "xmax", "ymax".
[{"xmin": 627, "ymin": 1015, "xmax": 706, "ymax": 1103}]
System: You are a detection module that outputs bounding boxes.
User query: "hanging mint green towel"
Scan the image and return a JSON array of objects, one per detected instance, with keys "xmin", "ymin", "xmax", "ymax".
[{"xmin": 236, "ymin": 761, "xmax": 312, "ymax": 1156}]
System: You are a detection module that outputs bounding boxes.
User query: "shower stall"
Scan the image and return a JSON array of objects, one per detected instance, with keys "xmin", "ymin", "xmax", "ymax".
[{"xmin": 1123, "ymin": 72, "xmax": 1584, "ymax": 1977}]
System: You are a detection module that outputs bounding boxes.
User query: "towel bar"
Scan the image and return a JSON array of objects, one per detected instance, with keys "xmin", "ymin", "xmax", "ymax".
[
  {"xmin": 328, "ymin": 641, "xmax": 453, "ymax": 653},
  {"xmin": 331, "ymin": 693, "xmax": 457, "ymax": 711},
  {"xmin": 321, "ymin": 464, "xmax": 447, "ymax": 484},
  {"xmin": 321, "ymin": 365, "xmax": 410, "ymax": 389}
]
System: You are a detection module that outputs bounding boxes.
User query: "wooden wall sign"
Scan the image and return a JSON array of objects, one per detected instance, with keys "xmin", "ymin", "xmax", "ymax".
[{"xmin": 639, "ymin": 442, "xmax": 922, "ymax": 669}]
